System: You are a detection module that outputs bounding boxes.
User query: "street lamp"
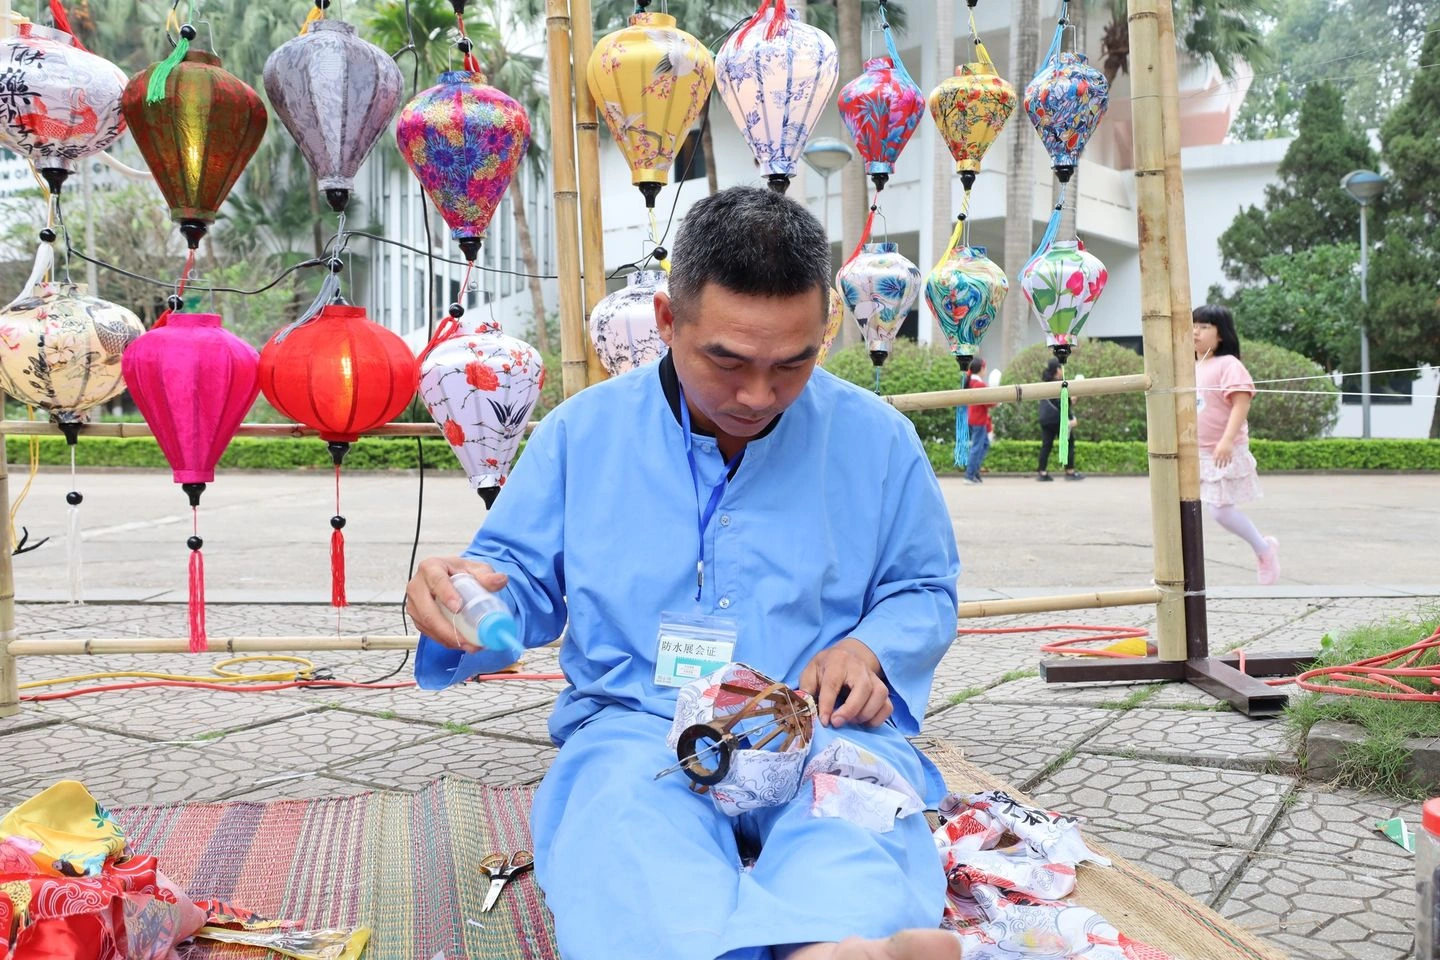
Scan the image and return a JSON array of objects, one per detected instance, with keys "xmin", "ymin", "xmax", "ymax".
[
  {"xmin": 1341, "ymin": 169, "xmax": 1387, "ymax": 439},
  {"xmin": 802, "ymin": 137, "xmax": 854, "ymax": 240}
]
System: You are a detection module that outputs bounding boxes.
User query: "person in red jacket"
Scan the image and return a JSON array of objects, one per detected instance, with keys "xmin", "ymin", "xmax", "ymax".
[{"xmin": 963, "ymin": 358, "xmax": 992, "ymax": 484}]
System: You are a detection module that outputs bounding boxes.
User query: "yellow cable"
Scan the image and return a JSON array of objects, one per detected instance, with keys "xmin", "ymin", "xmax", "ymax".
[
  {"xmin": 18, "ymin": 655, "xmax": 317, "ymax": 690},
  {"xmin": 647, "ymin": 209, "xmax": 671, "ymax": 272},
  {"xmin": 937, "ymin": 192, "xmax": 972, "ymax": 266},
  {"xmin": 8, "ymin": 406, "xmax": 41, "ymax": 551}
]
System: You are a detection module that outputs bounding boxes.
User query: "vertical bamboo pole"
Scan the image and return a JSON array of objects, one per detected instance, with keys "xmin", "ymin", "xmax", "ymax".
[
  {"xmin": 546, "ymin": 0, "xmax": 588, "ymax": 399},
  {"xmin": 1128, "ymin": 0, "xmax": 1186, "ymax": 661},
  {"xmin": 1155, "ymin": 1, "xmax": 1208, "ymax": 658},
  {"xmin": 0, "ymin": 391, "xmax": 17, "ymax": 718},
  {"xmin": 569, "ymin": 0, "xmax": 609, "ymax": 387}
]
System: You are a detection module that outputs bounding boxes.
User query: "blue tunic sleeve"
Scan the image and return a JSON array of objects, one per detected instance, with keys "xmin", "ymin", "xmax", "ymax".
[
  {"xmin": 846, "ymin": 425, "xmax": 960, "ymax": 735},
  {"xmin": 461, "ymin": 416, "xmax": 569, "ymax": 650}
]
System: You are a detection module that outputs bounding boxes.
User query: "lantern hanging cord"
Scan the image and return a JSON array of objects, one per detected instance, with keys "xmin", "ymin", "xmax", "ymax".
[{"xmin": 454, "ymin": 12, "xmax": 482, "ymax": 74}]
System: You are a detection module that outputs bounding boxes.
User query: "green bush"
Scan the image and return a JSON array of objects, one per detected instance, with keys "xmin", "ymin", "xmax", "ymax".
[
  {"xmin": 824, "ymin": 339, "xmax": 966, "ymax": 443},
  {"xmin": 1241, "ymin": 341, "xmax": 1339, "ymax": 441},
  {"xmin": 991, "ymin": 341, "xmax": 1147, "ymax": 442}
]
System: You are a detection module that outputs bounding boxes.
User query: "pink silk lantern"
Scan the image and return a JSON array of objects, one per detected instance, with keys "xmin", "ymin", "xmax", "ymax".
[
  {"xmin": 835, "ymin": 4, "xmax": 922, "ymax": 193},
  {"xmin": 121, "ymin": 313, "xmax": 260, "ymax": 651}
]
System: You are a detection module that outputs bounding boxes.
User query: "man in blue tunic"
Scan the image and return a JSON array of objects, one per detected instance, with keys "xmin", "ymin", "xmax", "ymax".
[{"xmin": 407, "ymin": 187, "xmax": 963, "ymax": 960}]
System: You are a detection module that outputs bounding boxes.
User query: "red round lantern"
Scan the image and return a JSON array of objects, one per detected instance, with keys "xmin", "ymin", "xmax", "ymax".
[{"xmin": 259, "ymin": 304, "xmax": 419, "ymax": 605}]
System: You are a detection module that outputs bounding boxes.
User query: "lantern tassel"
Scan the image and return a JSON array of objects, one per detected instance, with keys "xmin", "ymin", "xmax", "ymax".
[
  {"xmin": 48, "ymin": 0, "xmax": 86, "ymax": 47},
  {"xmin": 5, "ymin": 241, "xmax": 54, "ymax": 312},
  {"xmin": 842, "ymin": 202, "xmax": 879, "ymax": 268},
  {"xmin": 298, "ymin": 2, "xmax": 323, "ymax": 35},
  {"xmin": 734, "ymin": 0, "xmax": 774, "ymax": 48},
  {"xmin": 66, "ymin": 502, "xmax": 82, "ymax": 603},
  {"xmin": 1025, "ymin": 200, "xmax": 1064, "ymax": 276},
  {"xmin": 1042, "ymin": 0, "xmax": 1068, "ymax": 67},
  {"xmin": 188, "ymin": 543, "xmax": 206, "ymax": 652},
  {"xmin": 879, "ymin": 2, "xmax": 914, "ymax": 88},
  {"xmin": 330, "ymin": 460, "xmax": 347, "ymax": 608},
  {"xmin": 278, "ymin": 269, "xmax": 343, "ymax": 340},
  {"xmin": 1058, "ymin": 378, "xmax": 1071, "ymax": 466},
  {"xmin": 147, "ymin": 3, "xmax": 194, "ymax": 105}
]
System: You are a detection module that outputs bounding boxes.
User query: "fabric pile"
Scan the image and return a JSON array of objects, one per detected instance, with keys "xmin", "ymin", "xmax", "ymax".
[
  {"xmin": 0, "ymin": 781, "xmax": 368, "ymax": 960},
  {"xmin": 933, "ymin": 791, "xmax": 1174, "ymax": 960}
]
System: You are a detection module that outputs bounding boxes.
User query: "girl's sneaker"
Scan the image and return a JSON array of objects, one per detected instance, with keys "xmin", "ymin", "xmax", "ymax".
[{"xmin": 1257, "ymin": 537, "xmax": 1280, "ymax": 586}]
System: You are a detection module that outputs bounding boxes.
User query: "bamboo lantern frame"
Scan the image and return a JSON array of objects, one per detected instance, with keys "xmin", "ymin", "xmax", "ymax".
[{"xmin": 0, "ymin": 1, "xmax": 1310, "ymax": 721}]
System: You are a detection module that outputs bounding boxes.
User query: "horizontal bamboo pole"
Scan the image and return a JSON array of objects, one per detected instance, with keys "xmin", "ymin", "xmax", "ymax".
[
  {"xmin": 8, "ymin": 635, "xmax": 418, "ymax": 656},
  {"xmin": 885, "ymin": 374, "xmax": 1151, "ymax": 413},
  {"xmin": 960, "ymin": 587, "xmax": 1164, "ymax": 620}
]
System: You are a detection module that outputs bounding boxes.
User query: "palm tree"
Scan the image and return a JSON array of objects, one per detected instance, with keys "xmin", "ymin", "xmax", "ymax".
[
  {"xmin": 1001, "ymin": 0, "xmax": 1041, "ymax": 367},
  {"xmin": 1094, "ymin": 0, "xmax": 1271, "ymax": 85},
  {"xmin": 927, "ymin": 0, "xmax": 953, "ymax": 347}
]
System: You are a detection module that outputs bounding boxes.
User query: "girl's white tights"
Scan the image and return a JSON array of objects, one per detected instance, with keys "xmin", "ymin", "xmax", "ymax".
[{"xmin": 1209, "ymin": 504, "xmax": 1269, "ymax": 556}]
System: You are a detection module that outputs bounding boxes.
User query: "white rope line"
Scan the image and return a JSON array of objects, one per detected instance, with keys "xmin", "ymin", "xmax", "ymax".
[{"xmin": 1246, "ymin": 366, "xmax": 1428, "ymax": 385}]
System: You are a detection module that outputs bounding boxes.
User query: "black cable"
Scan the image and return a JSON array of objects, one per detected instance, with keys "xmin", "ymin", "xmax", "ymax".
[{"xmin": 349, "ymin": 230, "xmax": 558, "ymax": 279}]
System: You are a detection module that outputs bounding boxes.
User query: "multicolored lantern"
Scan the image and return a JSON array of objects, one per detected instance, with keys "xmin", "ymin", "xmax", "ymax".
[
  {"xmin": 816, "ymin": 287, "xmax": 845, "ymax": 367},
  {"xmin": 396, "ymin": 69, "xmax": 530, "ymax": 263},
  {"xmin": 836, "ymin": 242, "xmax": 922, "ymax": 369},
  {"xmin": 1024, "ymin": 47, "xmax": 1108, "ymax": 184},
  {"xmin": 121, "ymin": 48, "xmax": 267, "ymax": 249},
  {"xmin": 587, "ymin": 11, "xmax": 714, "ymax": 209},
  {"xmin": 926, "ymin": 244, "xmax": 1007, "ymax": 374},
  {"xmin": 929, "ymin": 53, "xmax": 1017, "ymax": 193},
  {"xmin": 837, "ymin": 38, "xmax": 923, "ymax": 193},
  {"xmin": 419, "ymin": 314, "xmax": 544, "ymax": 508},
  {"xmin": 716, "ymin": 1, "xmax": 838, "ymax": 193},
  {"xmin": 121, "ymin": 312, "xmax": 260, "ymax": 651},
  {"xmin": 258, "ymin": 304, "xmax": 420, "ymax": 607},
  {"xmin": 263, "ymin": 19, "xmax": 404, "ymax": 213},
  {"xmin": 589, "ymin": 269, "xmax": 667, "ymax": 376},
  {"xmin": 0, "ymin": 22, "xmax": 128, "ymax": 195},
  {"xmin": 1020, "ymin": 239, "xmax": 1108, "ymax": 363}
]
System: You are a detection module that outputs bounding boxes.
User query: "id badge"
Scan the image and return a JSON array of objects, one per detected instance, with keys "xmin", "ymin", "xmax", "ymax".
[{"xmin": 654, "ymin": 613, "xmax": 738, "ymax": 689}]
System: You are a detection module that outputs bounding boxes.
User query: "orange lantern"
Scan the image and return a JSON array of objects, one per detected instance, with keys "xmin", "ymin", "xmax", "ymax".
[{"xmin": 258, "ymin": 305, "xmax": 419, "ymax": 606}]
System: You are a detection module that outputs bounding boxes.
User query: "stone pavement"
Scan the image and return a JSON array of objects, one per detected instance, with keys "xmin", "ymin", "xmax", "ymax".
[{"xmin": 2, "ymin": 592, "xmax": 1438, "ymax": 960}]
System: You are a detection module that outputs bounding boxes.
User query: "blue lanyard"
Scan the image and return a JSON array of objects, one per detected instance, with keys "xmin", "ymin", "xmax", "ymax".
[{"xmin": 679, "ymin": 386, "xmax": 743, "ymax": 600}]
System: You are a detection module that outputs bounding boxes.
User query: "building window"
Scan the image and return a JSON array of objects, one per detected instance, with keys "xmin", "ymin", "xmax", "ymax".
[
  {"xmin": 413, "ymin": 268, "xmax": 425, "ymax": 332},
  {"xmin": 675, "ymin": 129, "xmax": 707, "ymax": 182},
  {"xmin": 1340, "ymin": 372, "xmax": 1413, "ymax": 405}
]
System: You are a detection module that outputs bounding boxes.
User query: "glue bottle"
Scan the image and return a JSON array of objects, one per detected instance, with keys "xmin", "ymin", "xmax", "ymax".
[
  {"xmin": 1419, "ymin": 797, "xmax": 1440, "ymax": 960},
  {"xmin": 414, "ymin": 573, "xmax": 523, "ymax": 690}
]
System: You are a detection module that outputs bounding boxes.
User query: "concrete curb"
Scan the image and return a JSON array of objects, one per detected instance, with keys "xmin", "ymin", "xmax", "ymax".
[{"xmin": 1304, "ymin": 719, "xmax": 1440, "ymax": 792}]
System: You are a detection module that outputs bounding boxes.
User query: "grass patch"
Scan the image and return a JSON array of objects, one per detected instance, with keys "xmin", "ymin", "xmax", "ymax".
[
  {"xmin": 1096, "ymin": 685, "xmax": 1162, "ymax": 711},
  {"xmin": 441, "ymin": 720, "xmax": 476, "ymax": 735},
  {"xmin": 374, "ymin": 710, "xmax": 397, "ymax": 721},
  {"xmin": 946, "ymin": 686, "xmax": 986, "ymax": 706},
  {"xmin": 996, "ymin": 667, "xmax": 1040, "ymax": 684},
  {"xmin": 1286, "ymin": 606, "xmax": 1440, "ymax": 800}
]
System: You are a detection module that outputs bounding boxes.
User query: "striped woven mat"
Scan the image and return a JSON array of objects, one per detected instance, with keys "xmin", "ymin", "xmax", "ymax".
[{"xmin": 117, "ymin": 778, "xmax": 559, "ymax": 960}]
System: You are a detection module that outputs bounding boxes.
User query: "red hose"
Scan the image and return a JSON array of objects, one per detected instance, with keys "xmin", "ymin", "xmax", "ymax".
[{"xmin": 958, "ymin": 623, "xmax": 1152, "ymax": 658}]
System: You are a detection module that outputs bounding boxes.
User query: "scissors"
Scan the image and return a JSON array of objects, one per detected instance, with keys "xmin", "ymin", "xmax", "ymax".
[{"xmin": 480, "ymin": 850, "xmax": 534, "ymax": 912}]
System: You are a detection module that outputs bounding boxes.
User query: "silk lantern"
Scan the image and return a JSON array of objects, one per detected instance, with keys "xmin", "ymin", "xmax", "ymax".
[
  {"xmin": 589, "ymin": 270, "xmax": 667, "ymax": 376},
  {"xmin": 587, "ymin": 11, "xmax": 714, "ymax": 208},
  {"xmin": 716, "ymin": 0, "xmax": 838, "ymax": 193},
  {"xmin": 419, "ymin": 313, "xmax": 543, "ymax": 507},
  {"xmin": 1020, "ymin": 239, "xmax": 1108, "ymax": 363},
  {"xmin": 0, "ymin": 22, "xmax": 128, "ymax": 195},
  {"xmin": 0, "ymin": 269, "xmax": 143, "ymax": 600},
  {"xmin": 926, "ymin": 244, "xmax": 1007, "ymax": 375},
  {"xmin": 836, "ymin": 243, "xmax": 922, "ymax": 372},
  {"xmin": 815, "ymin": 287, "xmax": 845, "ymax": 367},
  {"xmin": 396, "ymin": 69, "xmax": 530, "ymax": 264},
  {"xmin": 263, "ymin": 19, "xmax": 404, "ymax": 213},
  {"xmin": 836, "ymin": 3, "xmax": 923, "ymax": 193},
  {"xmin": 258, "ymin": 304, "xmax": 419, "ymax": 607},
  {"xmin": 122, "ymin": 313, "xmax": 260, "ymax": 651},
  {"xmin": 1024, "ymin": 44, "xmax": 1108, "ymax": 184},
  {"xmin": 121, "ymin": 45, "xmax": 267, "ymax": 249},
  {"xmin": 929, "ymin": 50, "xmax": 1016, "ymax": 193}
]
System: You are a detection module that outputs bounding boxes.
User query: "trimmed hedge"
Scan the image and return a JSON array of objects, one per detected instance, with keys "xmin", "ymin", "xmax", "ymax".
[
  {"xmin": 990, "ymin": 341, "xmax": 1148, "ymax": 442},
  {"xmin": 923, "ymin": 438, "xmax": 1440, "ymax": 475},
  {"xmin": 10, "ymin": 435, "xmax": 1437, "ymax": 474},
  {"xmin": 824, "ymin": 339, "xmax": 966, "ymax": 443}
]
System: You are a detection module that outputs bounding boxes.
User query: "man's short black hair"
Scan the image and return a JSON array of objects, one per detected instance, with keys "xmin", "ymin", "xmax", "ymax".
[
  {"xmin": 1193, "ymin": 303, "xmax": 1242, "ymax": 358},
  {"xmin": 668, "ymin": 187, "xmax": 831, "ymax": 319}
]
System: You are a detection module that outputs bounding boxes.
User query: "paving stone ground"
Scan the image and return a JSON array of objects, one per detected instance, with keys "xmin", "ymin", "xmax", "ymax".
[{"xmin": 3, "ymin": 593, "xmax": 1438, "ymax": 959}]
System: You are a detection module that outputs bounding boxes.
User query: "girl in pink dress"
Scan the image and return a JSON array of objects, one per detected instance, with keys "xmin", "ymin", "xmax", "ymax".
[{"xmin": 1193, "ymin": 304, "xmax": 1280, "ymax": 585}]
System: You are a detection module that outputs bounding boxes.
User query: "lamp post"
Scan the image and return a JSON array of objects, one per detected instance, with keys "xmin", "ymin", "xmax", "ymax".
[
  {"xmin": 1341, "ymin": 169, "xmax": 1387, "ymax": 439},
  {"xmin": 801, "ymin": 137, "xmax": 854, "ymax": 241}
]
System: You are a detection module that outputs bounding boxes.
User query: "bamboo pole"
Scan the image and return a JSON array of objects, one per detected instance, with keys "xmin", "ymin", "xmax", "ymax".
[
  {"xmin": 8, "ymin": 635, "xmax": 418, "ymax": 656},
  {"xmin": 1155, "ymin": 1, "xmax": 1208, "ymax": 658},
  {"xmin": 1128, "ymin": 0, "xmax": 1186, "ymax": 662},
  {"xmin": 569, "ymin": 0, "xmax": 609, "ymax": 388},
  {"xmin": 546, "ymin": 0, "xmax": 588, "ymax": 399},
  {"xmin": 960, "ymin": 587, "xmax": 1163, "ymax": 620},
  {"xmin": 0, "ymin": 393, "xmax": 15, "ymax": 718},
  {"xmin": 884, "ymin": 374, "xmax": 1150, "ymax": 412}
]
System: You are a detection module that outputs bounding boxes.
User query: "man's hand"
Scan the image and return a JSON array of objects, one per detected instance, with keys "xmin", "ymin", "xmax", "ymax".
[
  {"xmin": 798, "ymin": 638, "xmax": 892, "ymax": 729},
  {"xmin": 404, "ymin": 556, "xmax": 509, "ymax": 653}
]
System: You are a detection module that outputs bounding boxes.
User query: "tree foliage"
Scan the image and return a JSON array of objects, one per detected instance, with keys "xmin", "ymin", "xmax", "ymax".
[
  {"xmin": 1092, "ymin": 0, "xmax": 1273, "ymax": 85},
  {"xmin": 1217, "ymin": 82, "xmax": 1377, "ymax": 285},
  {"xmin": 1216, "ymin": 243, "xmax": 1361, "ymax": 373}
]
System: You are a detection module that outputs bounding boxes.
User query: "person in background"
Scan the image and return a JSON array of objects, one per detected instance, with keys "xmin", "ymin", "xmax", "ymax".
[
  {"xmin": 1036, "ymin": 357, "xmax": 1084, "ymax": 481},
  {"xmin": 963, "ymin": 358, "xmax": 992, "ymax": 485},
  {"xmin": 1193, "ymin": 303, "xmax": 1280, "ymax": 585}
]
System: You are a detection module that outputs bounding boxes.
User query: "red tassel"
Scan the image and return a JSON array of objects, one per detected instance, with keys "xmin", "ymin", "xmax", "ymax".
[
  {"xmin": 49, "ymin": 0, "xmax": 87, "ymax": 48},
  {"xmin": 842, "ymin": 201, "xmax": 879, "ymax": 269},
  {"xmin": 188, "ymin": 547, "xmax": 207, "ymax": 652},
  {"xmin": 331, "ymin": 527, "xmax": 347, "ymax": 607}
]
